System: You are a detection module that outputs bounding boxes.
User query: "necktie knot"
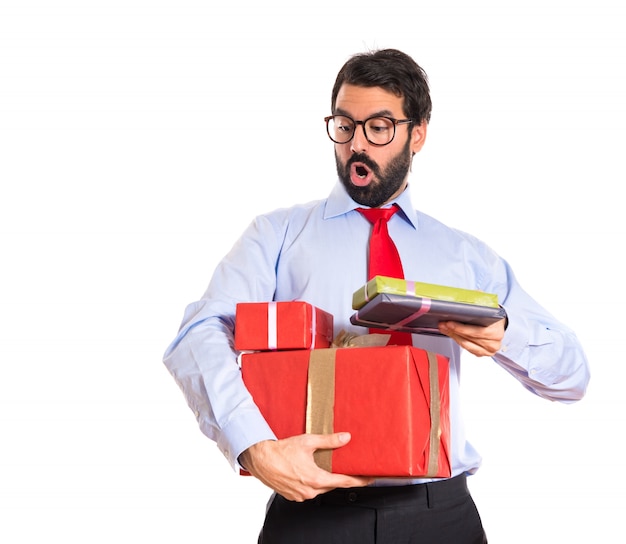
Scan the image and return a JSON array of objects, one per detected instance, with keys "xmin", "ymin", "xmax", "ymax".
[{"xmin": 356, "ymin": 205, "xmax": 400, "ymax": 226}]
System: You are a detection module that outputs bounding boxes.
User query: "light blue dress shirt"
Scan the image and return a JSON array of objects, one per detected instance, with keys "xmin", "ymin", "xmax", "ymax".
[{"xmin": 163, "ymin": 181, "xmax": 590, "ymax": 486}]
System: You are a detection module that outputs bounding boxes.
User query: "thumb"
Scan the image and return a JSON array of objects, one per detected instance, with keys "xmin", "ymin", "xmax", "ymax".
[{"xmin": 322, "ymin": 431, "xmax": 352, "ymax": 449}]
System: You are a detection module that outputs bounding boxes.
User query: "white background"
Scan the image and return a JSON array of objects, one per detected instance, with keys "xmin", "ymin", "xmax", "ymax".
[{"xmin": 1, "ymin": 0, "xmax": 624, "ymax": 542}]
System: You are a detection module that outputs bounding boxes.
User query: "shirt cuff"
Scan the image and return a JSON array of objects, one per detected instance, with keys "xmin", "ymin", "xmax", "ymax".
[{"xmin": 212, "ymin": 408, "xmax": 277, "ymax": 471}]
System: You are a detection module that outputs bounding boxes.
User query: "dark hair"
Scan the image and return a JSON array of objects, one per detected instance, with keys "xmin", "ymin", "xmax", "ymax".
[{"xmin": 331, "ymin": 49, "xmax": 432, "ymax": 124}]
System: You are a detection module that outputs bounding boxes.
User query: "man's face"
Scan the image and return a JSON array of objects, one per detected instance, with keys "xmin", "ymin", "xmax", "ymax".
[{"xmin": 333, "ymin": 84, "xmax": 427, "ymax": 208}]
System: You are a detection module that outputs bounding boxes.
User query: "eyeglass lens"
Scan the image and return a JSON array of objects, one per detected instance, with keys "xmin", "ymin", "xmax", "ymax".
[{"xmin": 327, "ymin": 116, "xmax": 396, "ymax": 145}]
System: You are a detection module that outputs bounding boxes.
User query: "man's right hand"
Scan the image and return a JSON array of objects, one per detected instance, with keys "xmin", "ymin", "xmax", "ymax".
[{"xmin": 238, "ymin": 432, "xmax": 374, "ymax": 502}]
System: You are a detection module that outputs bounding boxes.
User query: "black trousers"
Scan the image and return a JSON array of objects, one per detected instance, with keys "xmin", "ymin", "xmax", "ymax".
[{"xmin": 258, "ymin": 474, "xmax": 488, "ymax": 544}]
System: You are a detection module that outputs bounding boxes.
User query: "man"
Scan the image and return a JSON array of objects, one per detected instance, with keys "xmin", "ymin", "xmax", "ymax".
[{"xmin": 164, "ymin": 49, "xmax": 590, "ymax": 543}]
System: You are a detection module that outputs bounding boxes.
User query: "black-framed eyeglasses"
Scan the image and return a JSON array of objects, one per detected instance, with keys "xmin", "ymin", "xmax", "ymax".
[{"xmin": 324, "ymin": 114, "xmax": 413, "ymax": 146}]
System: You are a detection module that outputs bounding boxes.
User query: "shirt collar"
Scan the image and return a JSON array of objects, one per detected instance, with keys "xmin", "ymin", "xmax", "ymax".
[{"xmin": 324, "ymin": 180, "xmax": 419, "ymax": 230}]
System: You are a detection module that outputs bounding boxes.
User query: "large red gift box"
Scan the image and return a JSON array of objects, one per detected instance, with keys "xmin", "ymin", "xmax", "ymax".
[
  {"xmin": 234, "ymin": 301, "xmax": 334, "ymax": 351},
  {"xmin": 241, "ymin": 346, "xmax": 451, "ymax": 478}
]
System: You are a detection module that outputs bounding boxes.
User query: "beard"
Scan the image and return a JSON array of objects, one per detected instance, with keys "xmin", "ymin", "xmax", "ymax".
[{"xmin": 335, "ymin": 137, "xmax": 412, "ymax": 208}]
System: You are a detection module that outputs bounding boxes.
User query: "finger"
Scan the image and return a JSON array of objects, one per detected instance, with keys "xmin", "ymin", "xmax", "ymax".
[
  {"xmin": 439, "ymin": 326, "xmax": 499, "ymax": 356},
  {"xmin": 456, "ymin": 336, "xmax": 500, "ymax": 357},
  {"xmin": 302, "ymin": 431, "xmax": 353, "ymax": 451},
  {"xmin": 439, "ymin": 321, "xmax": 492, "ymax": 339},
  {"xmin": 439, "ymin": 322, "xmax": 503, "ymax": 353},
  {"xmin": 323, "ymin": 473, "xmax": 375, "ymax": 490}
]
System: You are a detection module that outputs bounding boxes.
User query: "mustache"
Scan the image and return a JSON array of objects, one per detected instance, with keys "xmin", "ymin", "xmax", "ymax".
[{"xmin": 346, "ymin": 153, "xmax": 380, "ymax": 174}]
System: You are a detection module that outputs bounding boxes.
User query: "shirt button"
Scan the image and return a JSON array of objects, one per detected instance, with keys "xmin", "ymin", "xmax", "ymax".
[{"xmin": 347, "ymin": 491, "xmax": 358, "ymax": 503}]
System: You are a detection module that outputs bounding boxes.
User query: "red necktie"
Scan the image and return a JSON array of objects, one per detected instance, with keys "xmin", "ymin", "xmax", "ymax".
[{"xmin": 356, "ymin": 205, "xmax": 413, "ymax": 345}]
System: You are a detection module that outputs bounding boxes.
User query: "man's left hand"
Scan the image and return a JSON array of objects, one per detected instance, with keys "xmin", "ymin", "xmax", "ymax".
[{"xmin": 438, "ymin": 318, "xmax": 506, "ymax": 357}]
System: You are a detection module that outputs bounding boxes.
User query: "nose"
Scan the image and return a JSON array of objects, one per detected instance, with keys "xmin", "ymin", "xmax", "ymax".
[{"xmin": 349, "ymin": 123, "xmax": 369, "ymax": 153}]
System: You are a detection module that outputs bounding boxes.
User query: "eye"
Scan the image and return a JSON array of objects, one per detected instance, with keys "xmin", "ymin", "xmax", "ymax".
[
  {"xmin": 335, "ymin": 116, "xmax": 354, "ymax": 133},
  {"xmin": 367, "ymin": 118, "xmax": 392, "ymax": 134}
]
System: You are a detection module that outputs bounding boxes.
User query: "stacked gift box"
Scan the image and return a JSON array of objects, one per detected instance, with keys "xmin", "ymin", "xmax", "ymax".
[
  {"xmin": 350, "ymin": 275, "xmax": 507, "ymax": 336},
  {"xmin": 237, "ymin": 299, "xmax": 452, "ymax": 478},
  {"xmin": 235, "ymin": 301, "xmax": 335, "ymax": 351}
]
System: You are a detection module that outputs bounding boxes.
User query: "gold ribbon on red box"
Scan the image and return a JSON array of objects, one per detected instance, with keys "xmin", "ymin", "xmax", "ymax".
[
  {"xmin": 241, "ymin": 332, "xmax": 451, "ymax": 478},
  {"xmin": 305, "ymin": 332, "xmax": 442, "ymax": 477}
]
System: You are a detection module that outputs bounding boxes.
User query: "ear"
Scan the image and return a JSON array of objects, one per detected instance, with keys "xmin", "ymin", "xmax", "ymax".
[{"xmin": 410, "ymin": 122, "xmax": 428, "ymax": 154}]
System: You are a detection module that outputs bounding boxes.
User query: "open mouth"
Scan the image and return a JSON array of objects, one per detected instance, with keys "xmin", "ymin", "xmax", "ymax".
[{"xmin": 350, "ymin": 162, "xmax": 373, "ymax": 187}]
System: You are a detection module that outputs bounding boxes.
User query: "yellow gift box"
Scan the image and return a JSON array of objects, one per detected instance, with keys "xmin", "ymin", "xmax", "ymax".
[{"xmin": 352, "ymin": 276, "xmax": 499, "ymax": 310}]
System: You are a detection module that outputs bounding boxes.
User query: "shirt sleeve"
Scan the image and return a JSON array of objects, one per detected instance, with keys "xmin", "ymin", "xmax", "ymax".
[
  {"xmin": 162, "ymin": 213, "xmax": 287, "ymax": 470},
  {"xmin": 489, "ymin": 255, "xmax": 590, "ymax": 402}
]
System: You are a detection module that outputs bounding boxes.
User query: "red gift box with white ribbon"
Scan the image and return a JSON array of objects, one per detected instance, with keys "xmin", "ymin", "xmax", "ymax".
[{"xmin": 234, "ymin": 301, "xmax": 334, "ymax": 351}]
